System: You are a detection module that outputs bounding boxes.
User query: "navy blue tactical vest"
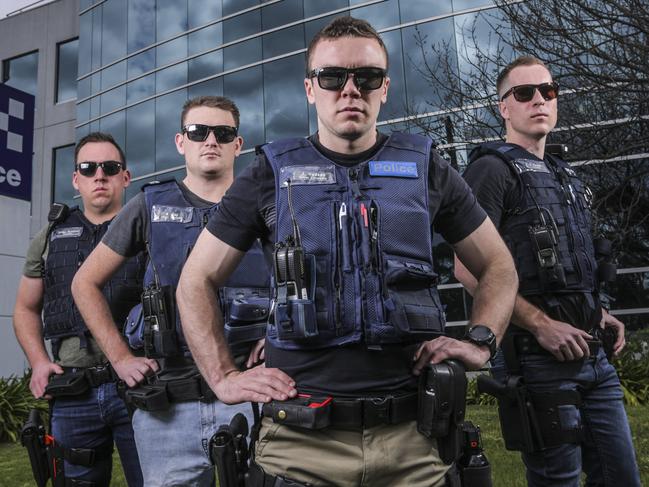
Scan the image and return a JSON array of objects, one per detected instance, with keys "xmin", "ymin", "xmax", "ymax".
[
  {"xmin": 469, "ymin": 142, "xmax": 597, "ymax": 296},
  {"xmin": 141, "ymin": 181, "xmax": 269, "ymax": 355},
  {"xmin": 42, "ymin": 208, "xmax": 145, "ymax": 342},
  {"xmin": 264, "ymin": 133, "xmax": 445, "ymax": 351}
]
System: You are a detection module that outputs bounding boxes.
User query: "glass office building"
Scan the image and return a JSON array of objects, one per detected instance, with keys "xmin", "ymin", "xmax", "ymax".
[{"xmin": 69, "ymin": 0, "xmax": 648, "ymax": 327}]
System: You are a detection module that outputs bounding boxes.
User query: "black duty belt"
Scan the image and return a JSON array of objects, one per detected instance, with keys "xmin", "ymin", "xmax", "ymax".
[
  {"xmin": 45, "ymin": 364, "xmax": 118, "ymax": 397},
  {"xmin": 123, "ymin": 367, "xmax": 215, "ymax": 411},
  {"xmin": 514, "ymin": 334, "xmax": 602, "ymax": 356},
  {"xmin": 263, "ymin": 392, "xmax": 418, "ymax": 430}
]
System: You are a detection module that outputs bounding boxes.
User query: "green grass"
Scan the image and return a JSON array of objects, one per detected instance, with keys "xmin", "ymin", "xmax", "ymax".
[{"xmin": 1, "ymin": 406, "xmax": 647, "ymax": 486}]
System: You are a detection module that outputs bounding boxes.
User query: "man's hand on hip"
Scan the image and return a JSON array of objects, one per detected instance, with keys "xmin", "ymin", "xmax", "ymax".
[{"xmin": 213, "ymin": 365, "xmax": 297, "ymax": 404}]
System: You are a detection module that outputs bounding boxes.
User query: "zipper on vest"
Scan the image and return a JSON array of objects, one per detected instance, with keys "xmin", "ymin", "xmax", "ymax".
[
  {"xmin": 332, "ymin": 202, "xmax": 343, "ymax": 332},
  {"xmin": 202, "ymin": 212, "xmax": 209, "ymax": 228}
]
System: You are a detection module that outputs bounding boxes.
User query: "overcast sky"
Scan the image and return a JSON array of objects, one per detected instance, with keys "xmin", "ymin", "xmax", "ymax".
[{"xmin": 0, "ymin": 0, "xmax": 54, "ymax": 21}]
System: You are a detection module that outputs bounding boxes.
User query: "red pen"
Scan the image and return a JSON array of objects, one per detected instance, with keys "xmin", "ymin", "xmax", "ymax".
[{"xmin": 360, "ymin": 204, "xmax": 368, "ymax": 227}]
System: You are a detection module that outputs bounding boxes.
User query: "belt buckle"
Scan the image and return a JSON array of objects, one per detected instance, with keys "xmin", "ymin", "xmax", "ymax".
[
  {"xmin": 362, "ymin": 396, "xmax": 391, "ymax": 428},
  {"xmin": 86, "ymin": 364, "xmax": 111, "ymax": 387}
]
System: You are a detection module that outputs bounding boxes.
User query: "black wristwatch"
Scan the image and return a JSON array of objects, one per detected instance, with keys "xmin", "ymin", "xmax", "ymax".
[{"xmin": 465, "ymin": 325, "xmax": 497, "ymax": 360}]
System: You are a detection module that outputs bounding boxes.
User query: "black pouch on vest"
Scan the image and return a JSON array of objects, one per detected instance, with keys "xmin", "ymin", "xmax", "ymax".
[
  {"xmin": 263, "ymin": 394, "xmax": 332, "ymax": 430},
  {"xmin": 45, "ymin": 371, "xmax": 89, "ymax": 398},
  {"xmin": 417, "ymin": 360, "xmax": 467, "ymax": 464},
  {"xmin": 142, "ymin": 284, "xmax": 178, "ymax": 358},
  {"xmin": 274, "ymin": 253, "xmax": 318, "ymax": 341}
]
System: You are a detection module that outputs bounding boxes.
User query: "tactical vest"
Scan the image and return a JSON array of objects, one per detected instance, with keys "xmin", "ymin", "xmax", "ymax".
[
  {"xmin": 468, "ymin": 142, "xmax": 597, "ymax": 296},
  {"xmin": 264, "ymin": 133, "xmax": 445, "ymax": 351},
  {"xmin": 140, "ymin": 181, "xmax": 270, "ymax": 356},
  {"xmin": 42, "ymin": 207, "xmax": 145, "ymax": 342}
]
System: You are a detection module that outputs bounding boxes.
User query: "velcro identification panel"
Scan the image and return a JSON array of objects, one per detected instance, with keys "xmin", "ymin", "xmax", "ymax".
[
  {"xmin": 151, "ymin": 205, "xmax": 193, "ymax": 223},
  {"xmin": 368, "ymin": 161, "xmax": 418, "ymax": 178},
  {"xmin": 50, "ymin": 227, "xmax": 83, "ymax": 240},
  {"xmin": 513, "ymin": 158, "xmax": 550, "ymax": 174},
  {"xmin": 279, "ymin": 166, "xmax": 336, "ymax": 186}
]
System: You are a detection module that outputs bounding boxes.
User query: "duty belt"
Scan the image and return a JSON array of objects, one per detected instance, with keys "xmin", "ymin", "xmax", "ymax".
[
  {"xmin": 514, "ymin": 334, "xmax": 602, "ymax": 356},
  {"xmin": 123, "ymin": 367, "xmax": 215, "ymax": 411},
  {"xmin": 263, "ymin": 392, "xmax": 418, "ymax": 430},
  {"xmin": 45, "ymin": 364, "xmax": 118, "ymax": 398}
]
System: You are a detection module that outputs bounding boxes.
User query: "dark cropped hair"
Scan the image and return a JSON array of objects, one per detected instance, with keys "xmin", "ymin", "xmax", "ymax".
[
  {"xmin": 496, "ymin": 56, "xmax": 549, "ymax": 98},
  {"xmin": 306, "ymin": 16, "xmax": 388, "ymax": 71},
  {"xmin": 180, "ymin": 96, "xmax": 241, "ymax": 130},
  {"xmin": 74, "ymin": 132, "xmax": 126, "ymax": 168}
]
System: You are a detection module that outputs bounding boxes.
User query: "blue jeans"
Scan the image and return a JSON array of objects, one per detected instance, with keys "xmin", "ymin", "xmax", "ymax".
[
  {"xmin": 492, "ymin": 348, "xmax": 641, "ymax": 487},
  {"xmin": 132, "ymin": 399, "xmax": 255, "ymax": 487},
  {"xmin": 51, "ymin": 381, "xmax": 142, "ymax": 487}
]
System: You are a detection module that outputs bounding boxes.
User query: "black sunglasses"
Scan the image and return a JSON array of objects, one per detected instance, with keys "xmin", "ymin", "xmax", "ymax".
[
  {"xmin": 308, "ymin": 67, "xmax": 387, "ymax": 91},
  {"xmin": 500, "ymin": 82, "xmax": 560, "ymax": 102},
  {"xmin": 75, "ymin": 161, "xmax": 123, "ymax": 177},
  {"xmin": 183, "ymin": 124, "xmax": 238, "ymax": 143}
]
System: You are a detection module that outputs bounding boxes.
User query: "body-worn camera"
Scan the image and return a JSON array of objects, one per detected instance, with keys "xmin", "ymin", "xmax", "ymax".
[{"xmin": 529, "ymin": 217, "xmax": 566, "ymax": 288}]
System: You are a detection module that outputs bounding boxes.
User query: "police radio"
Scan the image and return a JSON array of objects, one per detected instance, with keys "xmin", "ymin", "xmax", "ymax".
[
  {"xmin": 529, "ymin": 208, "xmax": 566, "ymax": 288},
  {"xmin": 273, "ymin": 179, "xmax": 317, "ymax": 340},
  {"xmin": 142, "ymin": 242, "xmax": 179, "ymax": 358}
]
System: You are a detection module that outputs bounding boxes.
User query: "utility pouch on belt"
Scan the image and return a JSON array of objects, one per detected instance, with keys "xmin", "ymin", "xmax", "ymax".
[
  {"xmin": 44, "ymin": 371, "xmax": 89, "ymax": 397},
  {"xmin": 477, "ymin": 374, "xmax": 582, "ymax": 453},
  {"xmin": 417, "ymin": 360, "xmax": 467, "ymax": 464},
  {"xmin": 263, "ymin": 394, "xmax": 332, "ymax": 430}
]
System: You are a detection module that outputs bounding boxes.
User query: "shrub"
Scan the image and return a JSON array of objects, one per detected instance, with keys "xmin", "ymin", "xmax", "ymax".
[
  {"xmin": 611, "ymin": 328, "xmax": 649, "ymax": 406},
  {"xmin": 0, "ymin": 371, "xmax": 48, "ymax": 443}
]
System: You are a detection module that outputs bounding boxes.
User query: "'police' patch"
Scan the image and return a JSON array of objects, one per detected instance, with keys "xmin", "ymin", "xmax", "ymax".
[
  {"xmin": 280, "ymin": 166, "xmax": 336, "ymax": 186},
  {"xmin": 368, "ymin": 161, "xmax": 418, "ymax": 178},
  {"xmin": 151, "ymin": 205, "xmax": 193, "ymax": 223},
  {"xmin": 513, "ymin": 158, "xmax": 550, "ymax": 174},
  {"xmin": 51, "ymin": 227, "xmax": 83, "ymax": 240}
]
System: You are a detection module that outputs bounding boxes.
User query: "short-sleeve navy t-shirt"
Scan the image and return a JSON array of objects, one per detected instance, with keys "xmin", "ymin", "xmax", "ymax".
[{"xmin": 207, "ymin": 133, "xmax": 487, "ymax": 396}]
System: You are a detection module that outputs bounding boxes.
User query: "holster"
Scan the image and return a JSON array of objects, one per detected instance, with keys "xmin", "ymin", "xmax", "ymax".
[
  {"xmin": 210, "ymin": 413, "xmax": 250, "ymax": 487},
  {"xmin": 477, "ymin": 374, "xmax": 582, "ymax": 453},
  {"xmin": 21, "ymin": 409, "xmax": 51, "ymax": 487},
  {"xmin": 417, "ymin": 360, "xmax": 467, "ymax": 464}
]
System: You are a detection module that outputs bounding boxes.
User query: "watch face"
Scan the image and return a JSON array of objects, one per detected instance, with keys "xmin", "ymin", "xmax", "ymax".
[{"xmin": 471, "ymin": 326, "xmax": 491, "ymax": 341}]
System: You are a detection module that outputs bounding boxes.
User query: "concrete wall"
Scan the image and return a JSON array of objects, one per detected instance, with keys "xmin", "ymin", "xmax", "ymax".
[{"xmin": 0, "ymin": 0, "xmax": 78, "ymax": 377}]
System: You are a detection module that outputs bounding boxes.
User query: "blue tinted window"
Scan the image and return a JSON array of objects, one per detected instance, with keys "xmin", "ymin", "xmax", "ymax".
[
  {"xmin": 156, "ymin": 0, "xmax": 188, "ymax": 40},
  {"xmin": 304, "ymin": 0, "xmax": 348, "ymax": 17},
  {"xmin": 188, "ymin": 0, "xmax": 222, "ymax": 28},
  {"xmin": 224, "ymin": 38, "xmax": 262, "ymax": 71},
  {"xmin": 126, "ymin": 100, "xmax": 156, "ymax": 178},
  {"xmin": 77, "ymin": 100, "xmax": 90, "ymax": 124},
  {"xmin": 78, "ymin": 11, "xmax": 92, "ymax": 76},
  {"xmin": 127, "ymin": 73, "xmax": 155, "ymax": 104},
  {"xmin": 189, "ymin": 52, "xmax": 223, "ymax": 84},
  {"xmin": 224, "ymin": 67, "xmax": 264, "ymax": 147},
  {"xmin": 100, "ymin": 85, "xmax": 126, "ymax": 115},
  {"xmin": 398, "ymin": 0, "xmax": 453, "ymax": 22},
  {"xmin": 99, "ymin": 111, "xmax": 126, "ymax": 152},
  {"xmin": 262, "ymin": 0, "xmax": 303, "ymax": 30},
  {"xmin": 379, "ymin": 30, "xmax": 406, "ymax": 122},
  {"xmin": 127, "ymin": 50, "xmax": 155, "ymax": 78},
  {"xmin": 127, "ymin": 0, "xmax": 155, "ymax": 53},
  {"xmin": 189, "ymin": 24, "xmax": 223, "ymax": 56},
  {"xmin": 91, "ymin": 7, "xmax": 102, "ymax": 71},
  {"xmin": 263, "ymin": 55, "xmax": 309, "ymax": 141},
  {"xmin": 101, "ymin": 60, "xmax": 126, "ymax": 91},
  {"xmin": 102, "ymin": 0, "xmax": 127, "ymax": 64},
  {"xmin": 156, "ymin": 37, "xmax": 188, "ymax": 67},
  {"xmin": 155, "ymin": 90, "xmax": 187, "ymax": 172},
  {"xmin": 235, "ymin": 151, "xmax": 255, "ymax": 176},
  {"xmin": 223, "ymin": 0, "xmax": 259, "ymax": 17},
  {"xmin": 188, "ymin": 78, "xmax": 224, "ymax": 99},
  {"xmin": 2, "ymin": 51, "xmax": 38, "ymax": 98},
  {"xmin": 52, "ymin": 145, "xmax": 76, "ymax": 206},
  {"xmin": 402, "ymin": 19, "xmax": 457, "ymax": 112},
  {"xmin": 156, "ymin": 63, "xmax": 188, "ymax": 92},
  {"xmin": 223, "ymin": 10, "xmax": 260, "ymax": 43},
  {"xmin": 263, "ymin": 25, "xmax": 305, "ymax": 59},
  {"xmin": 351, "ymin": 0, "xmax": 399, "ymax": 30}
]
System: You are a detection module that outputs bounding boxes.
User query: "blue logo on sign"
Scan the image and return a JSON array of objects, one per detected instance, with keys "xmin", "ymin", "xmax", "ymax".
[
  {"xmin": 368, "ymin": 161, "xmax": 418, "ymax": 178},
  {"xmin": 0, "ymin": 83, "xmax": 34, "ymax": 201}
]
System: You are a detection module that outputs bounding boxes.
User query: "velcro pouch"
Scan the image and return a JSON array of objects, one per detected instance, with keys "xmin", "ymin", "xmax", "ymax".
[{"xmin": 45, "ymin": 371, "xmax": 89, "ymax": 397}]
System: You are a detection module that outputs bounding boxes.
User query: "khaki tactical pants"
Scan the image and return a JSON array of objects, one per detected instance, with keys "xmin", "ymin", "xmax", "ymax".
[{"xmin": 255, "ymin": 417, "xmax": 449, "ymax": 487}]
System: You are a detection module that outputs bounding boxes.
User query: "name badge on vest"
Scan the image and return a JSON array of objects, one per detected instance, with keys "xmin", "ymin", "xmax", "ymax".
[
  {"xmin": 513, "ymin": 158, "xmax": 550, "ymax": 174},
  {"xmin": 368, "ymin": 161, "xmax": 418, "ymax": 178},
  {"xmin": 50, "ymin": 227, "xmax": 83, "ymax": 241},
  {"xmin": 280, "ymin": 166, "xmax": 336, "ymax": 186},
  {"xmin": 151, "ymin": 205, "xmax": 193, "ymax": 223}
]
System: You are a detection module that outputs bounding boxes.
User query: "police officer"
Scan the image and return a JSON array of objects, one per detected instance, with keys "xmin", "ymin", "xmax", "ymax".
[
  {"xmin": 177, "ymin": 17, "xmax": 517, "ymax": 487},
  {"xmin": 72, "ymin": 96, "xmax": 269, "ymax": 486},
  {"xmin": 455, "ymin": 56, "xmax": 641, "ymax": 486},
  {"xmin": 13, "ymin": 132, "xmax": 144, "ymax": 486}
]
